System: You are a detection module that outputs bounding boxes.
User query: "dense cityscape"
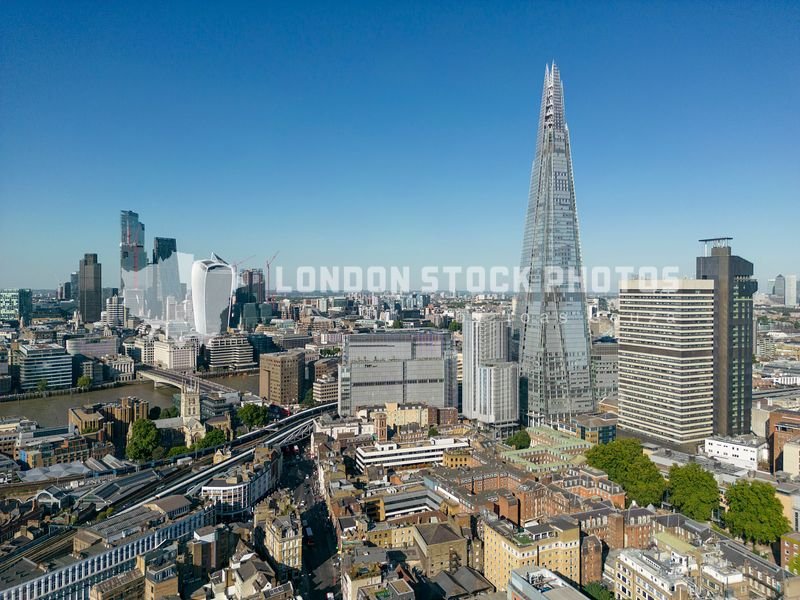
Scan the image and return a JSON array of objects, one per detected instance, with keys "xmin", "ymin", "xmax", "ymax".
[{"xmin": 1, "ymin": 4, "xmax": 799, "ymax": 600}]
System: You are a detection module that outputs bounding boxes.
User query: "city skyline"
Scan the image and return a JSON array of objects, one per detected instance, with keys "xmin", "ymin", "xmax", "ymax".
[{"xmin": 1, "ymin": 3, "xmax": 798, "ymax": 289}]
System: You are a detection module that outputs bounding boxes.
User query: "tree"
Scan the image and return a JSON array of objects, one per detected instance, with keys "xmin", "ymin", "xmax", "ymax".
[
  {"xmin": 584, "ymin": 582, "xmax": 613, "ymax": 600},
  {"xmin": 167, "ymin": 446, "xmax": 190, "ymax": 458},
  {"xmin": 668, "ymin": 462, "xmax": 719, "ymax": 521},
  {"xmin": 723, "ymin": 479, "xmax": 790, "ymax": 545},
  {"xmin": 239, "ymin": 403, "xmax": 268, "ymax": 428},
  {"xmin": 193, "ymin": 428, "xmax": 226, "ymax": 450},
  {"xmin": 448, "ymin": 320, "xmax": 462, "ymax": 332},
  {"xmin": 585, "ymin": 438, "xmax": 666, "ymax": 507},
  {"xmin": 77, "ymin": 375, "xmax": 92, "ymax": 389},
  {"xmin": 505, "ymin": 429, "xmax": 531, "ymax": 450},
  {"xmin": 148, "ymin": 406, "xmax": 162, "ymax": 420},
  {"xmin": 789, "ymin": 553, "xmax": 800, "ymax": 575},
  {"xmin": 392, "ymin": 319, "xmax": 404, "ymax": 329},
  {"xmin": 36, "ymin": 379, "xmax": 48, "ymax": 392},
  {"xmin": 126, "ymin": 419, "xmax": 161, "ymax": 461},
  {"xmin": 161, "ymin": 406, "xmax": 180, "ymax": 419},
  {"xmin": 301, "ymin": 388, "xmax": 315, "ymax": 407},
  {"xmin": 428, "ymin": 425, "xmax": 439, "ymax": 437}
]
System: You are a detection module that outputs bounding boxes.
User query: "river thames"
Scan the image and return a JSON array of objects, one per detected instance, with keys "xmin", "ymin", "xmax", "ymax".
[{"xmin": 0, "ymin": 374, "xmax": 260, "ymax": 427}]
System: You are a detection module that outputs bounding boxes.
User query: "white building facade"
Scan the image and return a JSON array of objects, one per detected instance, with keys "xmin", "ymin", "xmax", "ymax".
[{"xmin": 191, "ymin": 254, "xmax": 235, "ymax": 337}]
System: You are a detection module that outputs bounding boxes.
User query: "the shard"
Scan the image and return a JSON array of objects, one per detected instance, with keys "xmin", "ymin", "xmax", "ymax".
[{"xmin": 516, "ymin": 63, "xmax": 594, "ymax": 421}]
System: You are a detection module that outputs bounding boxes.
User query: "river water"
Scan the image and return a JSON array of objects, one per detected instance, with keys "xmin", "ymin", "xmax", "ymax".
[{"xmin": 0, "ymin": 374, "xmax": 260, "ymax": 428}]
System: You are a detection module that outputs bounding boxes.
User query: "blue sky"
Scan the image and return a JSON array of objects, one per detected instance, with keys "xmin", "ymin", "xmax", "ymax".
[{"xmin": 1, "ymin": 1, "xmax": 798, "ymax": 290}]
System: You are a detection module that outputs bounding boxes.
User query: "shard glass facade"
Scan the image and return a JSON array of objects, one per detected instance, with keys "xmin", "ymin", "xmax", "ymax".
[{"xmin": 517, "ymin": 63, "xmax": 593, "ymax": 420}]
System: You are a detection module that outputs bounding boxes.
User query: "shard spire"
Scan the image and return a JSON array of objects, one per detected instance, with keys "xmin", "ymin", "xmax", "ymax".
[{"xmin": 516, "ymin": 63, "xmax": 594, "ymax": 421}]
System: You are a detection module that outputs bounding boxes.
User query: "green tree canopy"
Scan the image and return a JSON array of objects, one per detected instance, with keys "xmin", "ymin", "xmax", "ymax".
[
  {"xmin": 428, "ymin": 425, "xmax": 439, "ymax": 437},
  {"xmin": 161, "ymin": 406, "xmax": 180, "ymax": 419},
  {"xmin": 167, "ymin": 446, "xmax": 190, "ymax": 458},
  {"xmin": 238, "ymin": 403, "xmax": 269, "ymax": 428},
  {"xmin": 723, "ymin": 479, "xmax": 790, "ymax": 545},
  {"xmin": 584, "ymin": 582, "xmax": 613, "ymax": 600},
  {"xmin": 392, "ymin": 319, "xmax": 404, "ymax": 329},
  {"xmin": 668, "ymin": 462, "xmax": 719, "ymax": 521},
  {"xmin": 585, "ymin": 438, "xmax": 666, "ymax": 507},
  {"xmin": 301, "ymin": 388, "xmax": 315, "ymax": 407},
  {"xmin": 193, "ymin": 428, "xmax": 226, "ymax": 450},
  {"xmin": 77, "ymin": 375, "xmax": 92, "ymax": 388},
  {"xmin": 126, "ymin": 419, "xmax": 161, "ymax": 461},
  {"xmin": 148, "ymin": 406, "xmax": 162, "ymax": 420},
  {"xmin": 505, "ymin": 429, "xmax": 531, "ymax": 450},
  {"xmin": 36, "ymin": 379, "xmax": 48, "ymax": 392},
  {"xmin": 448, "ymin": 320, "xmax": 462, "ymax": 332}
]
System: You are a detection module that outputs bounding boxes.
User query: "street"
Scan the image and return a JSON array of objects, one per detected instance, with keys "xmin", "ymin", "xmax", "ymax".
[{"xmin": 281, "ymin": 450, "xmax": 339, "ymax": 600}]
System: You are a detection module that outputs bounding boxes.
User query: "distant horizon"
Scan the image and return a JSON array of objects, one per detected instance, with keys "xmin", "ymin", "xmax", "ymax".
[{"xmin": 1, "ymin": 3, "xmax": 797, "ymax": 289}]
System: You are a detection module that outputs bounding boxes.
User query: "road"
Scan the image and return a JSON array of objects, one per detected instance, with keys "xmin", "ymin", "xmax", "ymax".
[{"xmin": 281, "ymin": 450, "xmax": 339, "ymax": 600}]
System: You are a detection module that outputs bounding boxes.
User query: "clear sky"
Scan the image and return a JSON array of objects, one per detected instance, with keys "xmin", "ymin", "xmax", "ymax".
[{"xmin": 1, "ymin": 1, "xmax": 798, "ymax": 290}]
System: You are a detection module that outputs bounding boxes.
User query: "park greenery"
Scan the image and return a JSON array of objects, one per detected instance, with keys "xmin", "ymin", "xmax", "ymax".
[
  {"xmin": 505, "ymin": 429, "xmax": 531, "ymax": 450},
  {"xmin": 723, "ymin": 479, "xmax": 790, "ymax": 546},
  {"xmin": 585, "ymin": 438, "xmax": 665, "ymax": 507},
  {"xmin": 448, "ymin": 320, "xmax": 462, "ymax": 332},
  {"xmin": 667, "ymin": 462, "xmax": 719, "ymax": 521}
]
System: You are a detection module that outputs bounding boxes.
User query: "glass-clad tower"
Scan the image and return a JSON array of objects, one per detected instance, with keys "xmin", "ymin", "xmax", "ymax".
[{"xmin": 517, "ymin": 63, "xmax": 593, "ymax": 421}]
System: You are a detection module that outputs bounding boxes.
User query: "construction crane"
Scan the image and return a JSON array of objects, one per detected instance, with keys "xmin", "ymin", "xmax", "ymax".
[{"xmin": 265, "ymin": 251, "xmax": 280, "ymax": 302}]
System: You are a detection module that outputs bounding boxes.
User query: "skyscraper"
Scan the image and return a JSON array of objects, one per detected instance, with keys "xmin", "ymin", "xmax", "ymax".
[
  {"xmin": 696, "ymin": 238, "xmax": 758, "ymax": 436},
  {"xmin": 153, "ymin": 236, "xmax": 182, "ymax": 314},
  {"xmin": 79, "ymin": 253, "xmax": 102, "ymax": 322},
  {"xmin": 618, "ymin": 279, "xmax": 715, "ymax": 445},
  {"xmin": 463, "ymin": 312, "xmax": 517, "ymax": 432},
  {"xmin": 516, "ymin": 63, "xmax": 593, "ymax": 421},
  {"xmin": 191, "ymin": 254, "xmax": 235, "ymax": 336},
  {"xmin": 786, "ymin": 275, "xmax": 798, "ymax": 307},
  {"xmin": 240, "ymin": 268, "xmax": 266, "ymax": 304},
  {"xmin": 120, "ymin": 210, "xmax": 148, "ymax": 317},
  {"xmin": 70, "ymin": 271, "xmax": 79, "ymax": 301},
  {"xmin": 120, "ymin": 210, "xmax": 147, "ymax": 290},
  {"xmin": 774, "ymin": 274, "xmax": 786, "ymax": 304}
]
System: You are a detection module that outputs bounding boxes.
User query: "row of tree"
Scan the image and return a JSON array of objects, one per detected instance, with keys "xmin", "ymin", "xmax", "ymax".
[
  {"xmin": 125, "ymin": 419, "xmax": 227, "ymax": 462},
  {"xmin": 586, "ymin": 438, "xmax": 791, "ymax": 545}
]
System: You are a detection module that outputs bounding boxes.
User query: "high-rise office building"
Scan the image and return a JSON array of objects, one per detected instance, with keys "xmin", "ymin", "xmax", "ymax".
[
  {"xmin": 120, "ymin": 210, "xmax": 147, "ymax": 292},
  {"xmin": 103, "ymin": 294, "xmax": 128, "ymax": 327},
  {"xmin": 774, "ymin": 274, "xmax": 786, "ymax": 303},
  {"xmin": 0, "ymin": 289, "xmax": 33, "ymax": 323},
  {"xmin": 618, "ymin": 279, "xmax": 715, "ymax": 445},
  {"xmin": 590, "ymin": 337, "xmax": 618, "ymax": 403},
  {"xmin": 786, "ymin": 275, "xmax": 798, "ymax": 307},
  {"xmin": 260, "ymin": 350, "xmax": 305, "ymax": 404},
  {"xmin": 191, "ymin": 254, "xmax": 235, "ymax": 337},
  {"xmin": 696, "ymin": 239, "xmax": 758, "ymax": 436},
  {"xmin": 240, "ymin": 269, "xmax": 266, "ymax": 304},
  {"xmin": 70, "ymin": 271, "xmax": 79, "ymax": 301},
  {"xmin": 79, "ymin": 253, "xmax": 102, "ymax": 322},
  {"xmin": 152, "ymin": 237, "xmax": 181, "ymax": 318},
  {"xmin": 516, "ymin": 63, "xmax": 593, "ymax": 421},
  {"xmin": 338, "ymin": 331, "xmax": 457, "ymax": 416},
  {"xmin": 463, "ymin": 312, "xmax": 517, "ymax": 430}
]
